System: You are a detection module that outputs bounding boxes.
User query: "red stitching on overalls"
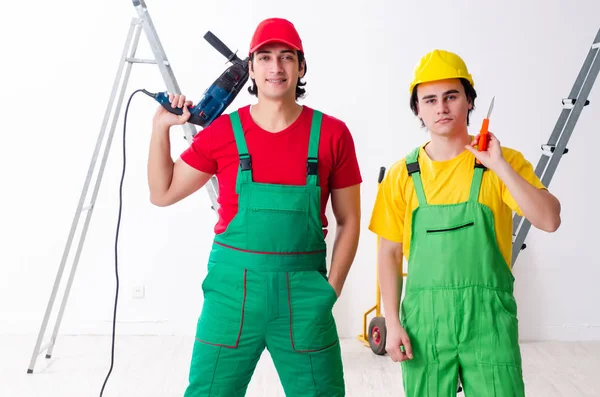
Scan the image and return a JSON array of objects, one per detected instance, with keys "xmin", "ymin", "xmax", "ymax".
[
  {"xmin": 286, "ymin": 273, "xmax": 337, "ymax": 353},
  {"xmin": 195, "ymin": 269, "xmax": 247, "ymax": 348},
  {"xmin": 215, "ymin": 241, "xmax": 325, "ymax": 256}
]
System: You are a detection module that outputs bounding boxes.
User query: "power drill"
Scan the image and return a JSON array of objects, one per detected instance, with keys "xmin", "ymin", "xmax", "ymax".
[{"xmin": 143, "ymin": 31, "xmax": 249, "ymax": 131}]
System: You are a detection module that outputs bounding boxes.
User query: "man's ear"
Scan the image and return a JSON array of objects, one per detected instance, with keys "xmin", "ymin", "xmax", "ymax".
[
  {"xmin": 248, "ymin": 59, "xmax": 254, "ymax": 79},
  {"xmin": 299, "ymin": 59, "xmax": 306, "ymax": 78}
]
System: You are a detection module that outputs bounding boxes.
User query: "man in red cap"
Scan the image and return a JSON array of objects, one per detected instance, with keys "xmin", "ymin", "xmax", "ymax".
[{"xmin": 147, "ymin": 17, "xmax": 362, "ymax": 396}]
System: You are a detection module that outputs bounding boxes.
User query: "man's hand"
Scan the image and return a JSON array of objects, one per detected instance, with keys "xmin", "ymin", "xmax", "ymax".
[
  {"xmin": 386, "ymin": 320, "xmax": 413, "ymax": 362},
  {"xmin": 328, "ymin": 184, "xmax": 361, "ymax": 299},
  {"xmin": 329, "ymin": 281, "xmax": 341, "ymax": 298},
  {"xmin": 465, "ymin": 131, "xmax": 561, "ymax": 232},
  {"xmin": 464, "ymin": 131, "xmax": 506, "ymax": 172},
  {"xmin": 153, "ymin": 93, "xmax": 193, "ymax": 130},
  {"xmin": 147, "ymin": 92, "xmax": 213, "ymax": 207}
]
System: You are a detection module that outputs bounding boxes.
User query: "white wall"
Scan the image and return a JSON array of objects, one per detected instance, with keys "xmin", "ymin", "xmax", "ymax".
[{"xmin": 2, "ymin": 0, "xmax": 599, "ymax": 343}]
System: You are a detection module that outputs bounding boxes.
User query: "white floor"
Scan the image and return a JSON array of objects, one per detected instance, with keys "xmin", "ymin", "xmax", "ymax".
[{"xmin": 3, "ymin": 335, "xmax": 599, "ymax": 397}]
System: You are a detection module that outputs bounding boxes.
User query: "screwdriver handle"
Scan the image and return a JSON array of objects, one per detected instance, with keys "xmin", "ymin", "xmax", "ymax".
[
  {"xmin": 476, "ymin": 118, "xmax": 490, "ymax": 165},
  {"xmin": 478, "ymin": 118, "xmax": 490, "ymax": 151}
]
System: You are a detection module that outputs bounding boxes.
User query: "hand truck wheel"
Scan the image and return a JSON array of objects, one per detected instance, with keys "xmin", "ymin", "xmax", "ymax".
[{"xmin": 368, "ymin": 316, "xmax": 387, "ymax": 355}]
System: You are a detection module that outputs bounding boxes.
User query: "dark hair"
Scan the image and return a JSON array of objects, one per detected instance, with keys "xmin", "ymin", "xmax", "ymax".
[
  {"xmin": 409, "ymin": 78, "xmax": 477, "ymax": 127},
  {"xmin": 247, "ymin": 51, "xmax": 307, "ymax": 100}
]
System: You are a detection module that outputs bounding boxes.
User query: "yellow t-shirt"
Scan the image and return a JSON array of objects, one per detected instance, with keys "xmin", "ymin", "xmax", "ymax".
[{"xmin": 368, "ymin": 142, "xmax": 546, "ymax": 269}]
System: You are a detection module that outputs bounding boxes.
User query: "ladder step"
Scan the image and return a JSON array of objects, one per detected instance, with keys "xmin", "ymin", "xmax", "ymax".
[
  {"xmin": 562, "ymin": 98, "xmax": 590, "ymax": 108},
  {"xmin": 592, "ymin": 42, "xmax": 600, "ymax": 49},
  {"xmin": 126, "ymin": 57, "xmax": 171, "ymax": 66},
  {"xmin": 541, "ymin": 144, "xmax": 569, "ymax": 155},
  {"xmin": 126, "ymin": 57, "xmax": 158, "ymax": 64},
  {"xmin": 81, "ymin": 204, "xmax": 94, "ymax": 212},
  {"xmin": 512, "ymin": 234, "xmax": 527, "ymax": 251}
]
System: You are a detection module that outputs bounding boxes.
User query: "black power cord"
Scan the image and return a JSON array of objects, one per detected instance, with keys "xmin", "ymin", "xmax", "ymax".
[{"xmin": 99, "ymin": 88, "xmax": 147, "ymax": 397}]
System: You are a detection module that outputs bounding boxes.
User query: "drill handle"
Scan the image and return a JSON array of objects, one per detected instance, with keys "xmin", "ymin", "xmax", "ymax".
[
  {"xmin": 204, "ymin": 31, "xmax": 242, "ymax": 64},
  {"xmin": 152, "ymin": 92, "xmax": 204, "ymax": 125},
  {"xmin": 378, "ymin": 167, "xmax": 386, "ymax": 183}
]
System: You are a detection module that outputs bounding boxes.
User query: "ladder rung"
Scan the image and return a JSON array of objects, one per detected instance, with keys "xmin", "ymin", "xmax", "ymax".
[
  {"xmin": 541, "ymin": 144, "xmax": 569, "ymax": 155},
  {"xmin": 562, "ymin": 98, "xmax": 590, "ymax": 109},
  {"xmin": 127, "ymin": 57, "xmax": 158, "ymax": 64},
  {"xmin": 511, "ymin": 234, "xmax": 527, "ymax": 251},
  {"xmin": 81, "ymin": 204, "xmax": 93, "ymax": 212},
  {"xmin": 592, "ymin": 42, "xmax": 600, "ymax": 49}
]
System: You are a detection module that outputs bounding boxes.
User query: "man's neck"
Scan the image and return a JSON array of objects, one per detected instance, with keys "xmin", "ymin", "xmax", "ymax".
[
  {"xmin": 424, "ymin": 129, "xmax": 471, "ymax": 161},
  {"xmin": 250, "ymin": 97, "xmax": 303, "ymax": 133}
]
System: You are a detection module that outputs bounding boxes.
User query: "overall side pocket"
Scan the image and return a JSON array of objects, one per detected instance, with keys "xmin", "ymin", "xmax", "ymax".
[
  {"xmin": 477, "ymin": 288, "xmax": 522, "ymax": 367},
  {"xmin": 287, "ymin": 271, "xmax": 339, "ymax": 352},
  {"xmin": 400, "ymin": 291, "xmax": 439, "ymax": 367},
  {"xmin": 195, "ymin": 264, "xmax": 247, "ymax": 348}
]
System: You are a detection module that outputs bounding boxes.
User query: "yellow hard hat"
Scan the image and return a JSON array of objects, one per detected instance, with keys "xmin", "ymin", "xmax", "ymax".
[{"xmin": 409, "ymin": 49, "xmax": 474, "ymax": 94}]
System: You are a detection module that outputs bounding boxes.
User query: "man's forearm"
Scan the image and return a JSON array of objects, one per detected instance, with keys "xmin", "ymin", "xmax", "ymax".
[
  {"xmin": 495, "ymin": 161, "xmax": 561, "ymax": 232},
  {"xmin": 148, "ymin": 121, "xmax": 174, "ymax": 204},
  {"xmin": 328, "ymin": 219, "xmax": 360, "ymax": 296},
  {"xmin": 378, "ymin": 250, "xmax": 403, "ymax": 322}
]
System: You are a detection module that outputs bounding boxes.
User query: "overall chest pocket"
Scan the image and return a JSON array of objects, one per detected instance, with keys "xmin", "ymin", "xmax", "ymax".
[
  {"xmin": 246, "ymin": 187, "xmax": 310, "ymax": 253},
  {"xmin": 426, "ymin": 221, "xmax": 474, "ymax": 234}
]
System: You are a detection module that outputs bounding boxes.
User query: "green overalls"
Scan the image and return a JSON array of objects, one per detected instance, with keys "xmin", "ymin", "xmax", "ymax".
[
  {"xmin": 183, "ymin": 109, "xmax": 344, "ymax": 397},
  {"xmin": 400, "ymin": 147, "xmax": 525, "ymax": 397}
]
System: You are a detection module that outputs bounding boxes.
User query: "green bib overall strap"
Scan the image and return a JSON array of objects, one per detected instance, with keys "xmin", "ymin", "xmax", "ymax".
[
  {"xmin": 405, "ymin": 146, "xmax": 485, "ymax": 206},
  {"xmin": 229, "ymin": 109, "xmax": 323, "ymax": 191},
  {"xmin": 469, "ymin": 166, "xmax": 484, "ymax": 203},
  {"xmin": 405, "ymin": 146, "xmax": 427, "ymax": 205},
  {"xmin": 229, "ymin": 111, "xmax": 251, "ymax": 193},
  {"xmin": 307, "ymin": 110, "xmax": 323, "ymax": 186}
]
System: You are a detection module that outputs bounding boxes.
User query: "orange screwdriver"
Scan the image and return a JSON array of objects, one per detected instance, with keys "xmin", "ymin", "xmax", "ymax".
[{"xmin": 477, "ymin": 96, "xmax": 495, "ymax": 164}]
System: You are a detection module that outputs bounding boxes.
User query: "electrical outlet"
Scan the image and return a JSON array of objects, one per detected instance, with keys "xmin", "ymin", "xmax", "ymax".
[{"xmin": 132, "ymin": 285, "xmax": 145, "ymax": 299}]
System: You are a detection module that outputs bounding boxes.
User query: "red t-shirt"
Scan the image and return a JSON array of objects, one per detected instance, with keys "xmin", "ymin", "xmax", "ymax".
[{"xmin": 180, "ymin": 105, "xmax": 362, "ymax": 235}]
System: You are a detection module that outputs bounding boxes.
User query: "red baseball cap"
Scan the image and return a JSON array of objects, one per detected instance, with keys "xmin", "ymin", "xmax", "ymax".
[{"xmin": 249, "ymin": 18, "xmax": 304, "ymax": 55}]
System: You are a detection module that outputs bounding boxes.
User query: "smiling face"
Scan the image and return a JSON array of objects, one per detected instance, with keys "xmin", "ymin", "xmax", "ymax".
[
  {"xmin": 415, "ymin": 78, "xmax": 473, "ymax": 137},
  {"xmin": 249, "ymin": 43, "xmax": 305, "ymax": 102}
]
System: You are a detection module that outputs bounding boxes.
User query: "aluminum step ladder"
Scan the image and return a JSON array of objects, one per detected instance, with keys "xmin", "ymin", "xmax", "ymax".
[
  {"xmin": 27, "ymin": 0, "xmax": 219, "ymax": 374},
  {"xmin": 459, "ymin": 23, "xmax": 600, "ymax": 397},
  {"xmin": 511, "ymin": 26, "xmax": 600, "ymax": 267}
]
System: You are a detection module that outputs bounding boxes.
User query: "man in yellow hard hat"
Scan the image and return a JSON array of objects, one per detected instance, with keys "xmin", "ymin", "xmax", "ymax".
[{"xmin": 369, "ymin": 49, "xmax": 562, "ymax": 396}]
